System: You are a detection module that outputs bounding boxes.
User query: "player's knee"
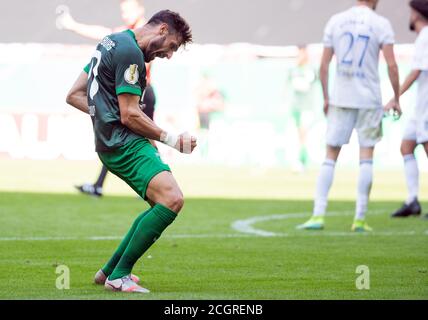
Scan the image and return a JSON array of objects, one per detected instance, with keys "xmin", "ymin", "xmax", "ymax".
[
  {"xmin": 400, "ymin": 143, "xmax": 414, "ymax": 156},
  {"xmin": 162, "ymin": 190, "xmax": 184, "ymax": 213},
  {"xmin": 326, "ymin": 146, "xmax": 341, "ymax": 161},
  {"xmin": 423, "ymin": 143, "xmax": 428, "ymax": 155}
]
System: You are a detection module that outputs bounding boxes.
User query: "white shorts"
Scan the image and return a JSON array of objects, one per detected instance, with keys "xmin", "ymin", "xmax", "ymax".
[
  {"xmin": 403, "ymin": 109, "xmax": 428, "ymax": 144},
  {"xmin": 326, "ymin": 105, "xmax": 383, "ymax": 147}
]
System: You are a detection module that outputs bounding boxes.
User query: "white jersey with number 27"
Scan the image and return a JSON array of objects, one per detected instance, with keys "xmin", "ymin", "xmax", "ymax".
[{"xmin": 323, "ymin": 6, "xmax": 395, "ymax": 109}]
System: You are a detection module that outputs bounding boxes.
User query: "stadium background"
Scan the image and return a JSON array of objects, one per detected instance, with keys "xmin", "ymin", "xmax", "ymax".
[
  {"xmin": 0, "ymin": 0, "xmax": 426, "ymax": 197},
  {"xmin": 0, "ymin": 0, "xmax": 427, "ymax": 300}
]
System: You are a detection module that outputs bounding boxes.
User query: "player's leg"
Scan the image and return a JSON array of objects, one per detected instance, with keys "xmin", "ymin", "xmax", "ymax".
[
  {"xmin": 394, "ymin": 139, "xmax": 428, "ymax": 218},
  {"xmin": 100, "ymin": 140, "xmax": 181, "ymax": 287},
  {"xmin": 107, "ymin": 171, "xmax": 181, "ymax": 284},
  {"xmin": 423, "ymin": 142, "xmax": 428, "ymax": 219},
  {"xmin": 297, "ymin": 106, "xmax": 356, "ymax": 230},
  {"xmin": 94, "ymin": 165, "xmax": 108, "ymax": 190},
  {"xmin": 391, "ymin": 117, "xmax": 421, "ymax": 217},
  {"xmin": 352, "ymin": 147, "xmax": 374, "ymax": 232},
  {"xmin": 415, "ymin": 112, "xmax": 428, "ymax": 217},
  {"xmin": 351, "ymin": 108, "xmax": 383, "ymax": 231},
  {"xmin": 298, "ymin": 108, "xmax": 316, "ymax": 170},
  {"xmin": 95, "ymin": 196, "xmax": 157, "ymax": 285},
  {"xmin": 401, "ymin": 140, "xmax": 419, "ymax": 205},
  {"xmin": 297, "ymin": 145, "xmax": 341, "ymax": 230},
  {"xmin": 313, "ymin": 145, "xmax": 341, "ymax": 215},
  {"xmin": 298, "ymin": 127, "xmax": 309, "ymax": 169},
  {"xmin": 95, "ymin": 204, "xmax": 153, "ymax": 283},
  {"xmin": 391, "ymin": 140, "xmax": 422, "ymax": 217},
  {"xmin": 95, "ymin": 139, "xmax": 173, "ymax": 292},
  {"xmin": 74, "ymin": 165, "xmax": 107, "ymax": 197},
  {"xmin": 423, "ymin": 142, "xmax": 428, "ymax": 155},
  {"xmin": 291, "ymin": 107, "xmax": 304, "ymax": 172}
]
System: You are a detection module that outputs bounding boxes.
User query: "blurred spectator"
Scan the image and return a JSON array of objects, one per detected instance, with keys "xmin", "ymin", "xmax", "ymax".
[
  {"xmin": 196, "ymin": 73, "xmax": 225, "ymax": 130},
  {"xmin": 195, "ymin": 72, "xmax": 226, "ymax": 158},
  {"xmin": 56, "ymin": 0, "xmax": 146, "ymax": 39},
  {"xmin": 287, "ymin": 45, "xmax": 317, "ymax": 171}
]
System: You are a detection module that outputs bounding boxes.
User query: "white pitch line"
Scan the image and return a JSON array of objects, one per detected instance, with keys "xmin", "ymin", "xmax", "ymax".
[
  {"xmin": 0, "ymin": 211, "xmax": 425, "ymax": 241},
  {"xmin": 231, "ymin": 211, "xmax": 427, "ymax": 237},
  {"xmin": 0, "ymin": 230, "xmax": 423, "ymax": 242}
]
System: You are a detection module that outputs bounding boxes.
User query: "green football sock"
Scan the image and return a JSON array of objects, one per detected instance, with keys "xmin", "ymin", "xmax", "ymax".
[
  {"xmin": 101, "ymin": 207, "xmax": 152, "ymax": 276},
  {"xmin": 109, "ymin": 204, "xmax": 177, "ymax": 280},
  {"xmin": 300, "ymin": 147, "xmax": 308, "ymax": 166}
]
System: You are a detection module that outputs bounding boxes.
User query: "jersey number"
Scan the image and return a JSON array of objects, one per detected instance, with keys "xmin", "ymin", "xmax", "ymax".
[
  {"xmin": 88, "ymin": 50, "xmax": 102, "ymax": 100},
  {"xmin": 340, "ymin": 32, "xmax": 370, "ymax": 67},
  {"xmin": 87, "ymin": 50, "xmax": 102, "ymax": 116}
]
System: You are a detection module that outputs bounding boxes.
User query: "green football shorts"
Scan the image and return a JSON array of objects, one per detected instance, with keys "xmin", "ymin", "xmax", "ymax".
[{"xmin": 98, "ymin": 138, "xmax": 171, "ymax": 199}]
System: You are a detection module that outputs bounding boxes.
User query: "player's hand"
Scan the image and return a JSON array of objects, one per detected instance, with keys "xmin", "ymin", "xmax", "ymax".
[
  {"xmin": 161, "ymin": 131, "xmax": 197, "ymax": 154},
  {"xmin": 323, "ymin": 100, "xmax": 329, "ymax": 116},
  {"xmin": 383, "ymin": 99, "xmax": 402, "ymax": 120},
  {"xmin": 56, "ymin": 5, "xmax": 76, "ymax": 30},
  {"xmin": 176, "ymin": 132, "xmax": 197, "ymax": 154}
]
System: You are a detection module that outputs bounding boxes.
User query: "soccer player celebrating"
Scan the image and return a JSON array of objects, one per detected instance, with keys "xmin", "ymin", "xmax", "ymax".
[
  {"xmin": 57, "ymin": 0, "xmax": 157, "ymax": 198},
  {"xmin": 297, "ymin": 0, "xmax": 400, "ymax": 232},
  {"xmin": 66, "ymin": 10, "xmax": 196, "ymax": 293},
  {"xmin": 389, "ymin": 0, "xmax": 428, "ymax": 218}
]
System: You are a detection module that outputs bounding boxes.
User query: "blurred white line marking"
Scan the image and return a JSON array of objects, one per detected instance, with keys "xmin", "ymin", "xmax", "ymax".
[{"xmin": 231, "ymin": 211, "xmax": 425, "ymax": 237}]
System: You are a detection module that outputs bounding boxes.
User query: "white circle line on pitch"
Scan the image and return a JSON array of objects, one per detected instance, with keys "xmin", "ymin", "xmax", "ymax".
[{"xmin": 231, "ymin": 210, "xmax": 427, "ymax": 237}]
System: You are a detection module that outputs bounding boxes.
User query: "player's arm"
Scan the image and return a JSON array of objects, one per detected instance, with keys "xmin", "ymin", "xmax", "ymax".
[
  {"xmin": 118, "ymin": 94, "xmax": 196, "ymax": 153},
  {"xmin": 114, "ymin": 45, "xmax": 196, "ymax": 153},
  {"xmin": 68, "ymin": 23, "xmax": 112, "ymax": 40},
  {"xmin": 382, "ymin": 44, "xmax": 401, "ymax": 115},
  {"xmin": 66, "ymin": 71, "xmax": 89, "ymax": 114},
  {"xmin": 57, "ymin": 11, "xmax": 112, "ymax": 40},
  {"xmin": 119, "ymin": 93, "xmax": 163, "ymax": 140},
  {"xmin": 319, "ymin": 47, "xmax": 334, "ymax": 115},
  {"xmin": 396, "ymin": 29, "xmax": 427, "ymax": 98},
  {"xmin": 385, "ymin": 70, "xmax": 421, "ymax": 112},
  {"xmin": 398, "ymin": 70, "xmax": 421, "ymax": 96}
]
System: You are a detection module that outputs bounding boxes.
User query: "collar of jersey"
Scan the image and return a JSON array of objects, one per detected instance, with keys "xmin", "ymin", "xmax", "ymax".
[
  {"xmin": 125, "ymin": 29, "xmax": 138, "ymax": 45},
  {"xmin": 125, "ymin": 29, "xmax": 146, "ymax": 61}
]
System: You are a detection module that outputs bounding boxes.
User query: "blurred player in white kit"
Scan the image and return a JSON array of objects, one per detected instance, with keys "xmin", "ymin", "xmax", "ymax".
[{"xmin": 389, "ymin": 0, "xmax": 428, "ymax": 218}]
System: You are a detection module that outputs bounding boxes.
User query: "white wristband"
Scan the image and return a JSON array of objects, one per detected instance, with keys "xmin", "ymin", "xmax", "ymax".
[{"xmin": 160, "ymin": 131, "xmax": 178, "ymax": 148}]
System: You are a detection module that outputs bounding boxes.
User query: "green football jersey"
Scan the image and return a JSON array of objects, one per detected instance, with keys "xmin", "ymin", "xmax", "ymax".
[{"xmin": 84, "ymin": 29, "xmax": 147, "ymax": 152}]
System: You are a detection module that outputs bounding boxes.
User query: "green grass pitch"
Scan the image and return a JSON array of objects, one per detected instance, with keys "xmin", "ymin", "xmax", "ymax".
[{"xmin": 0, "ymin": 192, "xmax": 427, "ymax": 299}]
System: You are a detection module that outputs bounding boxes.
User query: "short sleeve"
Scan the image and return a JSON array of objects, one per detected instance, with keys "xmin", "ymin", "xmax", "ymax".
[
  {"xmin": 323, "ymin": 17, "xmax": 335, "ymax": 48},
  {"xmin": 83, "ymin": 62, "xmax": 90, "ymax": 74},
  {"xmin": 412, "ymin": 31, "xmax": 428, "ymax": 71},
  {"xmin": 378, "ymin": 19, "xmax": 395, "ymax": 46},
  {"xmin": 114, "ymin": 47, "xmax": 145, "ymax": 96}
]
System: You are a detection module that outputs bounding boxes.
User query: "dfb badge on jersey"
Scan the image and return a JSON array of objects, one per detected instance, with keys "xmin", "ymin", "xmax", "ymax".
[{"xmin": 124, "ymin": 64, "xmax": 139, "ymax": 85}]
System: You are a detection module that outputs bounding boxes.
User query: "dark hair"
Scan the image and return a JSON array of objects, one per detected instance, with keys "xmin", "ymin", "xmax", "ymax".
[
  {"xmin": 410, "ymin": 0, "xmax": 428, "ymax": 20},
  {"xmin": 147, "ymin": 10, "xmax": 192, "ymax": 46}
]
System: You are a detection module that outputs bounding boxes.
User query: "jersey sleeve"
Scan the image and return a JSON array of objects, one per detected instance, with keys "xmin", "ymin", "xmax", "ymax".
[
  {"xmin": 113, "ymin": 47, "xmax": 145, "ymax": 96},
  {"xmin": 83, "ymin": 62, "xmax": 91, "ymax": 74},
  {"xmin": 412, "ymin": 32, "xmax": 428, "ymax": 71},
  {"xmin": 378, "ymin": 19, "xmax": 395, "ymax": 46},
  {"xmin": 323, "ymin": 17, "xmax": 335, "ymax": 48}
]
